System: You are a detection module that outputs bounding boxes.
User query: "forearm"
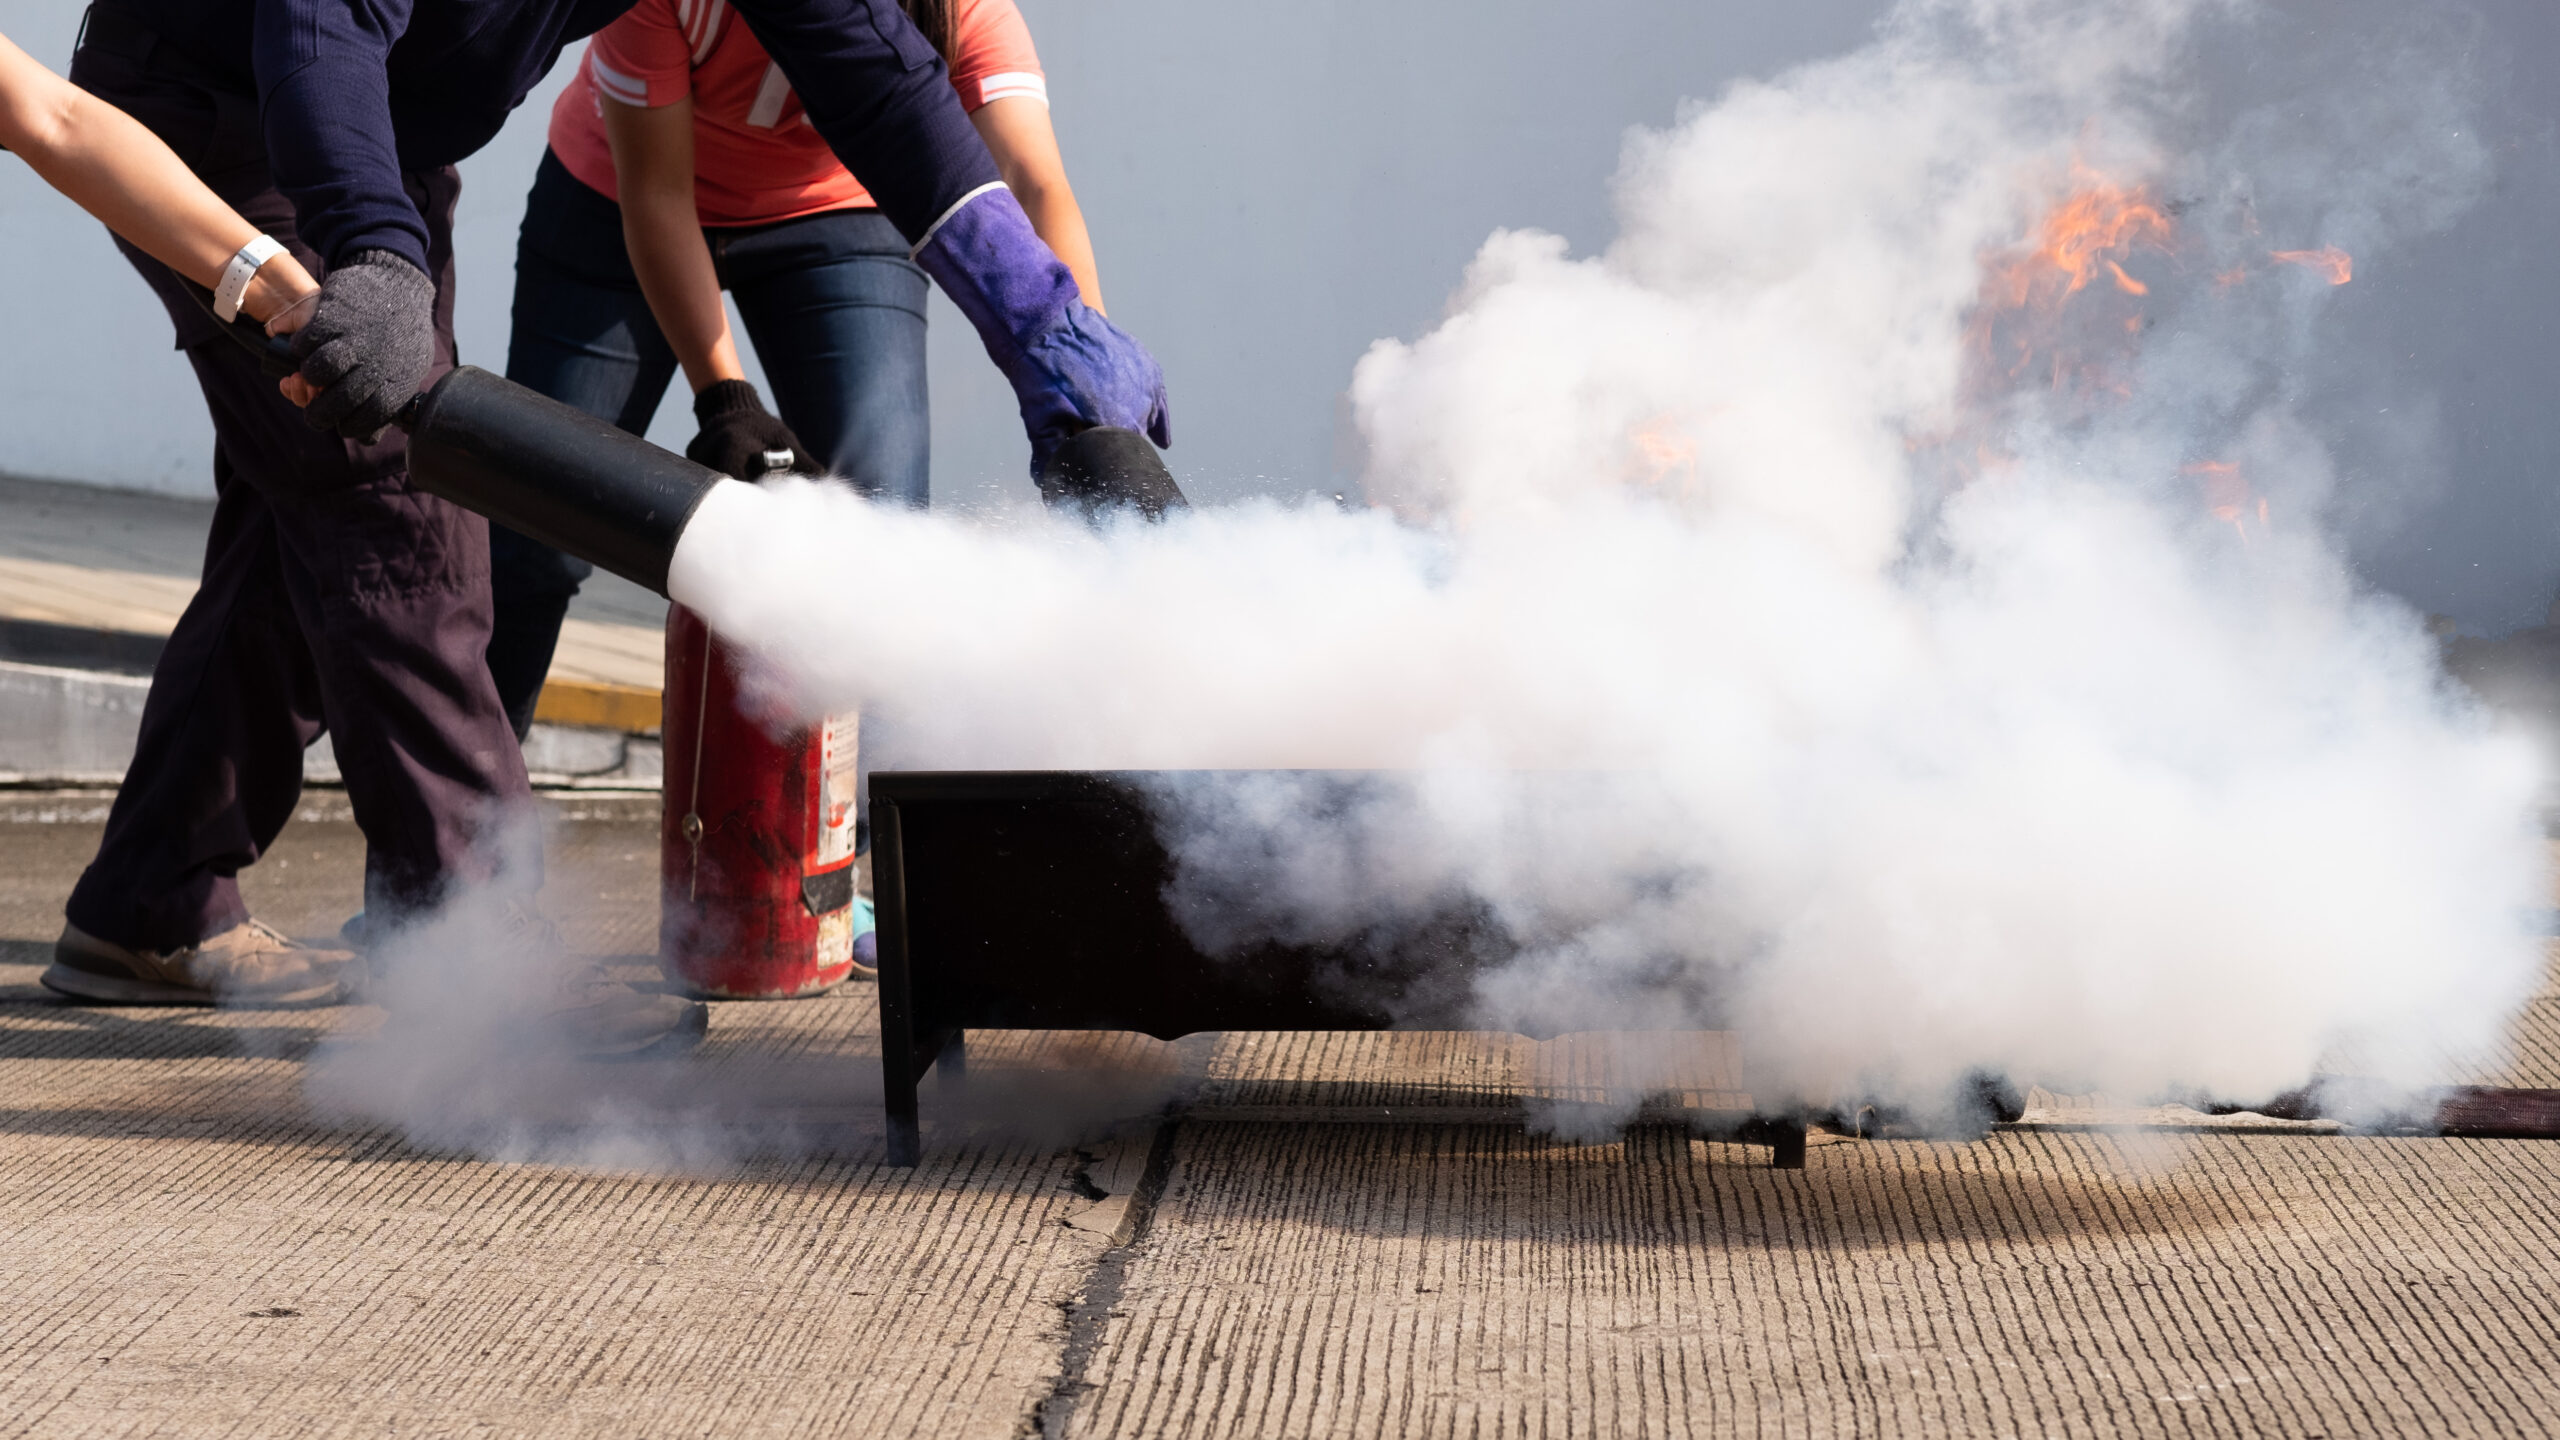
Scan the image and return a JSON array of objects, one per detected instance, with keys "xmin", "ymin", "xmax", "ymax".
[
  {"xmin": 622, "ymin": 194, "xmax": 742, "ymax": 394},
  {"xmin": 1013, "ymin": 181, "xmax": 1103, "ymax": 314},
  {"xmin": 0, "ymin": 37, "xmax": 313, "ymax": 321},
  {"xmin": 968, "ymin": 97, "xmax": 1103, "ymax": 312},
  {"xmin": 603, "ymin": 94, "xmax": 741, "ymax": 395}
]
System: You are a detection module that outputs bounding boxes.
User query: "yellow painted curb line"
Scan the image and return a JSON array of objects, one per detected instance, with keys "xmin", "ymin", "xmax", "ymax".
[{"xmin": 533, "ymin": 678, "xmax": 661, "ymax": 734}]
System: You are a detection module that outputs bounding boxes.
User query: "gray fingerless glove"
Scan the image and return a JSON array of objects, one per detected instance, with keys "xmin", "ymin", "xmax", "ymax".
[{"xmin": 291, "ymin": 249, "xmax": 436, "ymax": 442}]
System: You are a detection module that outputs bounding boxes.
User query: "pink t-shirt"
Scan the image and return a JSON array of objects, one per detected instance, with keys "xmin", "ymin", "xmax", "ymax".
[{"xmin": 548, "ymin": 0, "xmax": 1047, "ymax": 228}]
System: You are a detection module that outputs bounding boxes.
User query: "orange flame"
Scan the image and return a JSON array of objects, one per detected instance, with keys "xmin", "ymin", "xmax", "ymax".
[
  {"xmin": 1981, "ymin": 177, "xmax": 2175, "ymax": 311},
  {"xmin": 2269, "ymin": 247, "xmax": 2352, "ymax": 285},
  {"xmin": 1963, "ymin": 172, "xmax": 2175, "ymax": 406},
  {"xmin": 2183, "ymin": 460, "xmax": 2270, "ymax": 541},
  {"xmin": 1627, "ymin": 416, "xmax": 1700, "ymax": 494}
]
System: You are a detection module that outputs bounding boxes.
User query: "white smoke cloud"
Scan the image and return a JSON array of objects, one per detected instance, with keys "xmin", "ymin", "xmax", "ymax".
[
  {"xmin": 304, "ymin": 813, "xmax": 1190, "ymax": 1166},
  {"xmin": 665, "ymin": 0, "xmax": 2545, "ymax": 1118}
]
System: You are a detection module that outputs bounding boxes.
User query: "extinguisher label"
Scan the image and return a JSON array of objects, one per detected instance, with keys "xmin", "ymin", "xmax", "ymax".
[
  {"xmin": 817, "ymin": 711, "xmax": 861, "ymax": 868},
  {"xmin": 816, "ymin": 903, "xmax": 855, "ymax": 970}
]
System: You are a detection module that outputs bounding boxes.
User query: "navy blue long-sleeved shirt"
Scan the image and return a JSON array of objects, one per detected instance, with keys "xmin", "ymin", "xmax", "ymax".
[{"xmin": 117, "ymin": 0, "xmax": 1001, "ymax": 274}]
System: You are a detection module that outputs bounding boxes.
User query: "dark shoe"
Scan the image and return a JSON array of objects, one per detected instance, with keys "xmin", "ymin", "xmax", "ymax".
[
  {"xmin": 484, "ymin": 904, "xmax": 704, "ymax": 1056},
  {"xmin": 43, "ymin": 920, "xmax": 352, "ymax": 1007},
  {"xmin": 548, "ymin": 962, "xmax": 709, "ymax": 1058}
]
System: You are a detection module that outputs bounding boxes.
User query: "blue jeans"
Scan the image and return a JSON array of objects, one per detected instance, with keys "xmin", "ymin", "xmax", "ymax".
[{"xmin": 490, "ymin": 148, "xmax": 931, "ymax": 735}]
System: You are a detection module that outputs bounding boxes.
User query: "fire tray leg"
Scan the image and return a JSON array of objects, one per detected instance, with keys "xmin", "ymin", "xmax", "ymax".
[
  {"xmin": 885, "ymin": 1025, "xmax": 961, "ymax": 1168},
  {"xmin": 1768, "ymin": 1120, "xmax": 1807, "ymax": 1170},
  {"xmin": 873, "ymin": 797, "xmax": 949, "ymax": 1168},
  {"xmin": 887, "ymin": 1080, "xmax": 922, "ymax": 1168},
  {"xmin": 1731, "ymin": 1115, "xmax": 1809, "ymax": 1170}
]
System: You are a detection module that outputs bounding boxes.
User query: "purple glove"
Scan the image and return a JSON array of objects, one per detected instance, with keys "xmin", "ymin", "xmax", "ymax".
[{"xmin": 912, "ymin": 185, "xmax": 1170, "ymax": 480}]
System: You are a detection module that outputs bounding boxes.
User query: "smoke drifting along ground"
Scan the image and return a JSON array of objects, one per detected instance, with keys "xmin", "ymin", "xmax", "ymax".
[{"xmin": 373, "ymin": 0, "xmax": 2543, "ymax": 1147}]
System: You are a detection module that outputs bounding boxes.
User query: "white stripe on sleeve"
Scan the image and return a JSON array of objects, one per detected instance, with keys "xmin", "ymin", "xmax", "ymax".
[
  {"xmin": 909, "ymin": 181, "xmax": 1011, "ymax": 259},
  {"xmin": 591, "ymin": 56, "xmax": 650, "ymax": 107},
  {"xmin": 691, "ymin": 0, "xmax": 727, "ymax": 64},
  {"xmin": 973, "ymin": 70, "xmax": 1048, "ymax": 106},
  {"xmin": 745, "ymin": 61, "xmax": 793, "ymax": 128}
]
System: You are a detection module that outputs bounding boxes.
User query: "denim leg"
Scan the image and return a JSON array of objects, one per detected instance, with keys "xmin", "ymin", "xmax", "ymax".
[
  {"xmin": 491, "ymin": 152, "xmax": 679, "ymax": 735},
  {"xmin": 716, "ymin": 210, "xmax": 932, "ymax": 507},
  {"xmin": 484, "ymin": 522, "xmax": 590, "ymax": 742}
]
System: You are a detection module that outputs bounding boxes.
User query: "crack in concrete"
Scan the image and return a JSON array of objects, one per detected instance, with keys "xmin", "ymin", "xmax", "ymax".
[{"xmin": 1027, "ymin": 1122, "xmax": 1180, "ymax": 1439}]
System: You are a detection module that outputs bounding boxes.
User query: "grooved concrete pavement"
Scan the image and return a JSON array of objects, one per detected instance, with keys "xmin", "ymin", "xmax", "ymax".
[{"xmin": 3, "ymin": 799, "xmax": 2559, "ymax": 1437}]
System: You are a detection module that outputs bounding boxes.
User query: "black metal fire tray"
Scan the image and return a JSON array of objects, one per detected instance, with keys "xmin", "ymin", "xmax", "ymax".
[{"xmin": 869, "ymin": 770, "xmax": 1806, "ymax": 1167}]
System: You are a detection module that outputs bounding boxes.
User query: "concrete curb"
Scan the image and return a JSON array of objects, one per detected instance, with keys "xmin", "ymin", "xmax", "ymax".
[
  {"xmin": 0, "ymin": 658, "xmax": 663, "ymax": 791},
  {"xmin": 0, "ymin": 658, "xmax": 148, "ymax": 781},
  {"xmin": 0, "ymin": 788, "xmax": 661, "ymax": 824}
]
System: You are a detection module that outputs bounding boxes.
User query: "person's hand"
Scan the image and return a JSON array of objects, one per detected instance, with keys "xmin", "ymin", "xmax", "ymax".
[
  {"xmin": 265, "ymin": 288, "xmax": 321, "ymax": 406},
  {"xmin": 1010, "ymin": 305, "xmax": 1170, "ymax": 484},
  {"xmin": 286, "ymin": 250, "xmax": 436, "ymax": 441},
  {"xmin": 684, "ymin": 380, "xmax": 814, "ymax": 480},
  {"xmin": 912, "ymin": 187, "xmax": 1169, "ymax": 482}
]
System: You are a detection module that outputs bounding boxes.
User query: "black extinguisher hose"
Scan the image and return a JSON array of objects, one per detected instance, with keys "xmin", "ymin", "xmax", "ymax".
[{"xmin": 187, "ymin": 280, "xmax": 1193, "ymax": 598}]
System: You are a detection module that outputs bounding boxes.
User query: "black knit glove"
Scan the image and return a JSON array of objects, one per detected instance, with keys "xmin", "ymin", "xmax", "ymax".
[
  {"xmin": 686, "ymin": 380, "xmax": 812, "ymax": 481},
  {"xmin": 290, "ymin": 249, "xmax": 436, "ymax": 442}
]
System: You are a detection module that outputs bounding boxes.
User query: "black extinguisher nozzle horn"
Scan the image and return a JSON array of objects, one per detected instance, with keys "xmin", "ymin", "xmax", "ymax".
[
  {"xmin": 1038, "ymin": 426, "xmax": 1188, "ymax": 524},
  {"xmin": 404, "ymin": 366, "xmax": 725, "ymax": 597}
]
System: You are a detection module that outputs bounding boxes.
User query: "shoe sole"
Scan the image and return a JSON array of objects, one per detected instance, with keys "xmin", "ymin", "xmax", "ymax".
[
  {"xmin": 39, "ymin": 961, "xmax": 343, "ymax": 1009},
  {"xmin": 39, "ymin": 963, "xmax": 215, "ymax": 1006},
  {"xmin": 594, "ymin": 1002, "xmax": 711, "ymax": 1062}
]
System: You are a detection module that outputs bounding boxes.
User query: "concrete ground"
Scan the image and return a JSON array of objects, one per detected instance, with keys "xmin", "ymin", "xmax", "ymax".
[{"xmin": 3, "ymin": 796, "xmax": 2559, "ymax": 1438}]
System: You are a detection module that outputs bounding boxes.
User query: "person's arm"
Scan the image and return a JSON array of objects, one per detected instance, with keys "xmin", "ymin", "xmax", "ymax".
[
  {"xmin": 0, "ymin": 31, "xmax": 315, "ymax": 324},
  {"xmin": 600, "ymin": 91, "xmax": 809, "ymax": 479},
  {"xmin": 726, "ymin": 0, "xmax": 997, "ymax": 244},
  {"xmin": 731, "ymin": 0, "xmax": 1167, "ymax": 479},
  {"xmin": 251, "ymin": 0, "xmax": 425, "ymax": 273},
  {"xmin": 969, "ymin": 95, "xmax": 1103, "ymax": 314},
  {"xmin": 600, "ymin": 95, "xmax": 742, "ymax": 394},
  {"xmin": 245, "ymin": 0, "xmax": 439, "ymax": 438}
]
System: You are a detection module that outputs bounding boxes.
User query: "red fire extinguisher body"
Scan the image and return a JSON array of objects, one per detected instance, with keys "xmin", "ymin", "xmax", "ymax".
[{"xmin": 661, "ymin": 602, "xmax": 861, "ymax": 998}]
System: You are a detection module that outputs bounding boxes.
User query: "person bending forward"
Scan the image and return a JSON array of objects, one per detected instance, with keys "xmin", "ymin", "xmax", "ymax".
[
  {"xmin": 488, "ymin": 0, "xmax": 1117, "ymax": 737},
  {"xmin": 53, "ymin": 0, "xmax": 1170, "ymax": 1053}
]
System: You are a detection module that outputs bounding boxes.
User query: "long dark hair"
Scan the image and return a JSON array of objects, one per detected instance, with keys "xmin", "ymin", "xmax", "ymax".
[{"xmin": 900, "ymin": 0, "xmax": 956, "ymax": 64}]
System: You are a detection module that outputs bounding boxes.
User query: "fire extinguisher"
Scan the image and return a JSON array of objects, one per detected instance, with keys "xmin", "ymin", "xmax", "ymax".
[{"xmin": 660, "ymin": 601, "xmax": 862, "ymax": 998}]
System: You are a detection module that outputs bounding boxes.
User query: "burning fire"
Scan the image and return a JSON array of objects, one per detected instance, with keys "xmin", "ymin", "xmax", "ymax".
[
  {"xmin": 1959, "ymin": 169, "xmax": 2175, "ymax": 417},
  {"xmin": 2270, "ymin": 247, "xmax": 2353, "ymax": 285},
  {"xmin": 1931, "ymin": 161, "xmax": 2348, "ymax": 539},
  {"xmin": 2183, "ymin": 460, "xmax": 2270, "ymax": 541},
  {"xmin": 1979, "ymin": 175, "xmax": 2174, "ymax": 312},
  {"xmin": 1627, "ymin": 415, "xmax": 1701, "ymax": 495}
]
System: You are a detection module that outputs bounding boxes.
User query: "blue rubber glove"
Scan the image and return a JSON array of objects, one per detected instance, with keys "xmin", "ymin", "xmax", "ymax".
[{"xmin": 912, "ymin": 185, "xmax": 1170, "ymax": 481}]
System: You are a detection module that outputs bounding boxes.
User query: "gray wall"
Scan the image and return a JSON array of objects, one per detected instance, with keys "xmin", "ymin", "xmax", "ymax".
[
  {"xmin": 0, "ymin": 1, "xmax": 1894, "ymax": 503},
  {"xmin": 4, "ymin": 1, "xmax": 2558, "ymax": 632}
]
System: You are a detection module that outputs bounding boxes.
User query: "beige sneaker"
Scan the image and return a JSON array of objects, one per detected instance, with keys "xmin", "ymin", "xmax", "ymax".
[{"xmin": 43, "ymin": 919, "xmax": 352, "ymax": 1007}]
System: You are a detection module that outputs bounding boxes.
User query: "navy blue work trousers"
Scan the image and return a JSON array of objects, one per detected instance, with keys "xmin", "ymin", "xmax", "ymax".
[{"xmin": 65, "ymin": 17, "xmax": 530, "ymax": 947}]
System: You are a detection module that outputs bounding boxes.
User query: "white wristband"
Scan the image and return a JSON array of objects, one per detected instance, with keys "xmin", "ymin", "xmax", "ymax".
[{"xmin": 213, "ymin": 235, "xmax": 287, "ymax": 323}]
